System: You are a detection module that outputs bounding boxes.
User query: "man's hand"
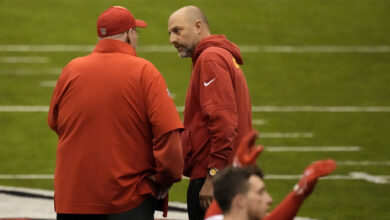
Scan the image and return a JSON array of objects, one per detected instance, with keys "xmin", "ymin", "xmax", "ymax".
[
  {"xmin": 156, "ymin": 184, "xmax": 171, "ymax": 200},
  {"xmin": 295, "ymin": 159, "xmax": 337, "ymax": 197},
  {"xmin": 234, "ymin": 130, "xmax": 264, "ymax": 167},
  {"xmin": 147, "ymin": 175, "xmax": 171, "ymax": 200},
  {"xmin": 199, "ymin": 174, "xmax": 214, "ymax": 210}
]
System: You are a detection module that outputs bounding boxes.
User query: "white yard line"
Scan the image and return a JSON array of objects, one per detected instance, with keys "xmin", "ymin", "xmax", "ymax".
[
  {"xmin": 2, "ymin": 105, "xmax": 390, "ymax": 112},
  {"xmin": 260, "ymin": 132, "xmax": 313, "ymax": 138},
  {"xmin": 0, "ymin": 45, "xmax": 390, "ymax": 53},
  {"xmin": 337, "ymin": 161, "xmax": 390, "ymax": 166},
  {"xmin": 0, "ymin": 56, "xmax": 49, "ymax": 63},
  {"xmin": 252, "ymin": 119, "xmax": 267, "ymax": 125},
  {"xmin": 0, "ymin": 68, "xmax": 62, "ymax": 75},
  {"xmin": 2, "ymin": 172, "xmax": 388, "ymax": 184},
  {"xmin": 40, "ymin": 80, "xmax": 57, "ymax": 87},
  {"xmin": 266, "ymin": 172, "xmax": 390, "ymax": 184},
  {"xmin": 266, "ymin": 146, "xmax": 361, "ymax": 152},
  {"xmin": 0, "ymin": 174, "xmax": 53, "ymax": 179},
  {"xmin": 251, "ymin": 106, "xmax": 390, "ymax": 112},
  {"xmin": 0, "ymin": 106, "xmax": 49, "ymax": 112}
]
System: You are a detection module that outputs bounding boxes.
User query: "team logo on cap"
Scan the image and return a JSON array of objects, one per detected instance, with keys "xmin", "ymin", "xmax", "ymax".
[{"xmin": 100, "ymin": 28, "xmax": 107, "ymax": 36}]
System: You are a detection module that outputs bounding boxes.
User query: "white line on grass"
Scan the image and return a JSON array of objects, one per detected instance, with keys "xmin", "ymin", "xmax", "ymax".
[
  {"xmin": 251, "ymin": 106, "xmax": 390, "ymax": 112},
  {"xmin": 0, "ymin": 56, "xmax": 49, "ymax": 63},
  {"xmin": 253, "ymin": 119, "xmax": 267, "ymax": 125},
  {"xmin": 0, "ymin": 174, "xmax": 53, "ymax": 179},
  {"xmin": 266, "ymin": 172, "xmax": 390, "ymax": 184},
  {"xmin": 337, "ymin": 161, "xmax": 390, "ymax": 166},
  {"xmin": 0, "ymin": 68, "xmax": 61, "ymax": 75},
  {"xmin": 0, "ymin": 106, "xmax": 49, "ymax": 112},
  {"xmin": 40, "ymin": 80, "xmax": 57, "ymax": 87},
  {"xmin": 266, "ymin": 146, "xmax": 361, "ymax": 152},
  {"xmin": 1, "ymin": 45, "xmax": 390, "ymax": 53},
  {"xmin": 4, "ymin": 172, "xmax": 388, "ymax": 184},
  {"xmin": 260, "ymin": 132, "xmax": 313, "ymax": 138},
  {"xmin": 2, "ymin": 105, "xmax": 390, "ymax": 112}
]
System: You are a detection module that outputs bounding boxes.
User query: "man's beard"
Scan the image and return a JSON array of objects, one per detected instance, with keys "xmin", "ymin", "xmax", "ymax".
[{"xmin": 176, "ymin": 45, "xmax": 193, "ymax": 58}]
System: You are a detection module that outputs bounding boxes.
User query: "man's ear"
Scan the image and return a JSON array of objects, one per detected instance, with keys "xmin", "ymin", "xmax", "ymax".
[{"xmin": 194, "ymin": 20, "xmax": 202, "ymax": 34}]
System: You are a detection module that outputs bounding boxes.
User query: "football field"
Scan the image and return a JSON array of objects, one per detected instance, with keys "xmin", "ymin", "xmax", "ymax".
[{"xmin": 0, "ymin": 0, "xmax": 390, "ymax": 219}]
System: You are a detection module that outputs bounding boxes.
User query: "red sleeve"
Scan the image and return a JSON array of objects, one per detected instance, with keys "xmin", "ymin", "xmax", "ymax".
[
  {"xmin": 142, "ymin": 63, "xmax": 183, "ymax": 139},
  {"xmin": 152, "ymin": 129, "xmax": 184, "ymax": 185},
  {"xmin": 47, "ymin": 67, "xmax": 69, "ymax": 134},
  {"xmin": 199, "ymin": 58, "xmax": 238, "ymax": 170},
  {"xmin": 264, "ymin": 192, "xmax": 305, "ymax": 220}
]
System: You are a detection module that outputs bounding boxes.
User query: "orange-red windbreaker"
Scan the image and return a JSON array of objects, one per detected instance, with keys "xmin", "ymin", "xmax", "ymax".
[
  {"xmin": 182, "ymin": 35, "xmax": 253, "ymax": 180},
  {"xmin": 48, "ymin": 39, "xmax": 183, "ymax": 214}
]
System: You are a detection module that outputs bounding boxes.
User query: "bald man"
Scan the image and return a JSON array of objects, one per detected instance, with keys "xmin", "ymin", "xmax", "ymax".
[{"xmin": 168, "ymin": 6, "xmax": 253, "ymax": 220}]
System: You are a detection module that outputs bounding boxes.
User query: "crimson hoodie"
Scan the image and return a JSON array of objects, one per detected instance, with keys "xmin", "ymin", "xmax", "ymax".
[{"xmin": 182, "ymin": 35, "xmax": 253, "ymax": 180}]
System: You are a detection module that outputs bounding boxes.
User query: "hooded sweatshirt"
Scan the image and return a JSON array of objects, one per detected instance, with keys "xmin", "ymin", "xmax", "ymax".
[{"xmin": 182, "ymin": 35, "xmax": 253, "ymax": 180}]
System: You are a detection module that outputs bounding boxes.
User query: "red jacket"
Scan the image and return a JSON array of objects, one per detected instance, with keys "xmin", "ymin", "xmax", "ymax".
[
  {"xmin": 182, "ymin": 35, "xmax": 253, "ymax": 179},
  {"xmin": 48, "ymin": 39, "xmax": 183, "ymax": 214}
]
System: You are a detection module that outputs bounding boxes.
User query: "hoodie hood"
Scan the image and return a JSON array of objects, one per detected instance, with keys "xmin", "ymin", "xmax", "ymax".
[{"xmin": 192, "ymin": 35, "xmax": 243, "ymax": 65}]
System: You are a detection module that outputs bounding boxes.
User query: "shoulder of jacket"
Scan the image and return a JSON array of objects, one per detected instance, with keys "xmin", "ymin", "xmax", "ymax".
[{"xmin": 198, "ymin": 47, "xmax": 231, "ymax": 63}]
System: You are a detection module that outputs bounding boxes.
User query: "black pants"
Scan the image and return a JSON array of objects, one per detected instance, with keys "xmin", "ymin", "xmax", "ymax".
[
  {"xmin": 187, "ymin": 178, "xmax": 206, "ymax": 220},
  {"xmin": 57, "ymin": 197, "xmax": 155, "ymax": 220}
]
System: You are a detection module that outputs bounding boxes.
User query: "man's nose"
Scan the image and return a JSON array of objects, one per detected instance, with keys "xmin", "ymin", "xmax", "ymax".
[
  {"xmin": 169, "ymin": 34, "xmax": 177, "ymax": 44},
  {"xmin": 267, "ymin": 192, "xmax": 273, "ymax": 205}
]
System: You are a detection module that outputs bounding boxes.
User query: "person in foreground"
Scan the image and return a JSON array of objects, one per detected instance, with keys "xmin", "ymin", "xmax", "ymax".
[
  {"xmin": 205, "ymin": 131, "xmax": 337, "ymax": 220},
  {"xmin": 168, "ymin": 6, "xmax": 253, "ymax": 220},
  {"xmin": 48, "ymin": 6, "xmax": 183, "ymax": 220}
]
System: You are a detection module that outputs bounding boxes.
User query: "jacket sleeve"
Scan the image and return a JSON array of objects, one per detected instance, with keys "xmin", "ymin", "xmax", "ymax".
[
  {"xmin": 47, "ymin": 67, "xmax": 69, "ymax": 134},
  {"xmin": 199, "ymin": 58, "xmax": 238, "ymax": 171},
  {"xmin": 152, "ymin": 129, "xmax": 184, "ymax": 185},
  {"xmin": 142, "ymin": 63, "xmax": 184, "ymax": 139},
  {"xmin": 263, "ymin": 192, "xmax": 305, "ymax": 220},
  {"xmin": 142, "ymin": 63, "xmax": 184, "ymax": 185}
]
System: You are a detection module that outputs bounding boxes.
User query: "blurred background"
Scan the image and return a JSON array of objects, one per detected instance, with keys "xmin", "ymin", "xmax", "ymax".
[{"xmin": 0, "ymin": 0, "xmax": 389, "ymax": 219}]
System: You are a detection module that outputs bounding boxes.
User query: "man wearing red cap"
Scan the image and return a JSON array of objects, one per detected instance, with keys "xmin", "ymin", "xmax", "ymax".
[
  {"xmin": 168, "ymin": 6, "xmax": 253, "ymax": 220},
  {"xmin": 48, "ymin": 6, "xmax": 183, "ymax": 220}
]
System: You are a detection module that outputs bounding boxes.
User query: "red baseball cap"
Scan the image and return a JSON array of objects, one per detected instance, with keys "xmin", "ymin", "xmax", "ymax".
[{"xmin": 97, "ymin": 6, "xmax": 147, "ymax": 38}]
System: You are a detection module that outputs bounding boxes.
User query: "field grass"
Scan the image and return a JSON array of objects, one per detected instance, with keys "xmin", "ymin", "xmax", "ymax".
[{"xmin": 0, "ymin": 0, "xmax": 389, "ymax": 219}]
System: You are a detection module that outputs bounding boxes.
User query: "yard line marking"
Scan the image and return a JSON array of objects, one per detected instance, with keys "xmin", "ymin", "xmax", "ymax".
[
  {"xmin": 348, "ymin": 172, "xmax": 389, "ymax": 184},
  {"xmin": 260, "ymin": 132, "xmax": 313, "ymax": 138},
  {"xmin": 337, "ymin": 161, "xmax": 390, "ymax": 166},
  {"xmin": 240, "ymin": 45, "xmax": 390, "ymax": 53},
  {"xmin": 266, "ymin": 172, "xmax": 390, "ymax": 184},
  {"xmin": 3, "ymin": 172, "xmax": 388, "ymax": 184},
  {"xmin": 2, "ymin": 105, "xmax": 390, "ymax": 112},
  {"xmin": 0, "ymin": 106, "xmax": 49, "ymax": 112},
  {"xmin": 1, "ymin": 45, "xmax": 390, "ymax": 53},
  {"xmin": 0, "ymin": 45, "xmax": 94, "ymax": 52},
  {"xmin": 40, "ymin": 80, "xmax": 57, "ymax": 87},
  {"xmin": 0, "ymin": 174, "xmax": 53, "ymax": 179},
  {"xmin": 266, "ymin": 146, "xmax": 361, "ymax": 152},
  {"xmin": 253, "ymin": 119, "xmax": 267, "ymax": 125},
  {"xmin": 0, "ymin": 68, "xmax": 61, "ymax": 75},
  {"xmin": 251, "ymin": 106, "xmax": 390, "ymax": 112},
  {"xmin": 0, "ymin": 56, "xmax": 49, "ymax": 63}
]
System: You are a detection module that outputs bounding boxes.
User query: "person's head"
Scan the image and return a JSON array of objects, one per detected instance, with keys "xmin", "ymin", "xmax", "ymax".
[
  {"xmin": 168, "ymin": 6, "xmax": 211, "ymax": 58},
  {"xmin": 97, "ymin": 6, "xmax": 147, "ymax": 49},
  {"xmin": 213, "ymin": 166, "xmax": 273, "ymax": 220}
]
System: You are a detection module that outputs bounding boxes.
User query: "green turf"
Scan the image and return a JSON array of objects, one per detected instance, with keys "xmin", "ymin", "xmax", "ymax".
[{"xmin": 0, "ymin": 0, "xmax": 389, "ymax": 219}]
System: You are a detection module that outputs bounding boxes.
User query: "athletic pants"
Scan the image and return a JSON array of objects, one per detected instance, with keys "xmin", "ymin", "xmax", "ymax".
[
  {"xmin": 187, "ymin": 178, "xmax": 206, "ymax": 220},
  {"xmin": 56, "ymin": 196, "xmax": 155, "ymax": 220}
]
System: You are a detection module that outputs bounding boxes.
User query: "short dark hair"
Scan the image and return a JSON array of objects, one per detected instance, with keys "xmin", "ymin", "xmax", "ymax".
[{"xmin": 213, "ymin": 166, "xmax": 264, "ymax": 213}]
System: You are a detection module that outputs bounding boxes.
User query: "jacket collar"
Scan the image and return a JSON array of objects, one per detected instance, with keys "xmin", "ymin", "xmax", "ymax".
[{"xmin": 93, "ymin": 39, "xmax": 137, "ymax": 56}]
